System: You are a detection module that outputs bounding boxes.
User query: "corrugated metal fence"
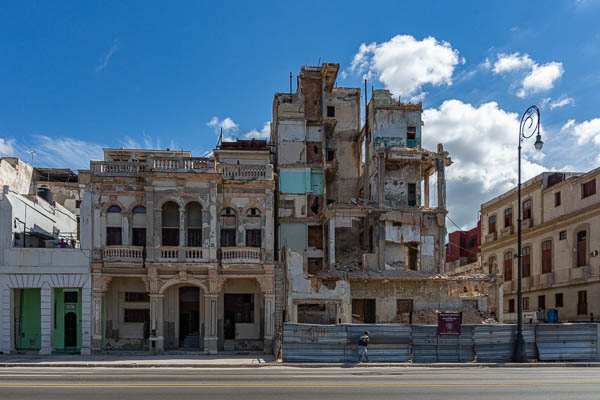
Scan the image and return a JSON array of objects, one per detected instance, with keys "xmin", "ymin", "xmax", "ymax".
[{"xmin": 282, "ymin": 323, "xmax": 599, "ymax": 363}]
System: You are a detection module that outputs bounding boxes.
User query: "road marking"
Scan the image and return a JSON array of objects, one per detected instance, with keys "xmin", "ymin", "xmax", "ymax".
[{"xmin": 0, "ymin": 382, "xmax": 599, "ymax": 388}]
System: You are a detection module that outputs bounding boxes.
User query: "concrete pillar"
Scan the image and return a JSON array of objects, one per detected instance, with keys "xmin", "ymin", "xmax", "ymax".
[
  {"xmin": 179, "ymin": 206, "xmax": 186, "ymax": 247},
  {"xmin": 146, "ymin": 190, "xmax": 154, "ymax": 249},
  {"xmin": 264, "ymin": 294, "xmax": 274, "ymax": 353},
  {"xmin": 497, "ymin": 284, "xmax": 504, "ymax": 323},
  {"xmin": 80, "ymin": 283, "xmax": 92, "ymax": 355},
  {"xmin": 436, "ymin": 145, "xmax": 446, "ymax": 210},
  {"xmin": 0, "ymin": 286, "xmax": 13, "ymax": 353},
  {"xmin": 328, "ymin": 218, "xmax": 335, "ymax": 270},
  {"xmin": 204, "ymin": 294, "xmax": 218, "ymax": 354},
  {"xmin": 39, "ymin": 285, "xmax": 52, "ymax": 355},
  {"xmin": 122, "ymin": 215, "xmax": 130, "ymax": 246},
  {"xmin": 424, "ymin": 174, "xmax": 430, "ymax": 207},
  {"xmin": 377, "ymin": 152, "xmax": 386, "ymax": 208},
  {"xmin": 91, "ymin": 292, "xmax": 104, "ymax": 352},
  {"xmin": 149, "ymin": 294, "xmax": 164, "ymax": 352},
  {"xmin": 378, "ymin": 222, "xmax": 386, "ymax": 271}
]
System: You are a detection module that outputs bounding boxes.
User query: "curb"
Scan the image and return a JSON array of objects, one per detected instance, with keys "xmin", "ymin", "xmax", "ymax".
[{"xmin": 1, "ymin": 362, "xmax": 600, "ymax": 368}]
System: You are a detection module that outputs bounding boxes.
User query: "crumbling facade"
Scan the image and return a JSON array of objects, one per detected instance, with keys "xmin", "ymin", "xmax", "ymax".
[
  {"xmin": 272, "ymin": 64, "xmax": 495, "ymax": 327},
  {"xmin": 86, "ymin": 141, "xmax": 275, "ymax": 354},
  {"xmin": 481, "ymin": 169, "xmax": 600, "ymax": 322}
]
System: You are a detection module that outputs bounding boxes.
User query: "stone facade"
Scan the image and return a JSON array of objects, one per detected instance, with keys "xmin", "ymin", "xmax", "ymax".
[{"xmin": 481, "ymin": 169, "xmax": 600, "ymax": 322}]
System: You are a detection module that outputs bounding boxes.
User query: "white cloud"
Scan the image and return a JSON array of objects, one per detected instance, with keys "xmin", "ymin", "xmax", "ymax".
[
  {"xmin": 0, "ymin": 138, "xmax": 15, "ymax": 156},
  {"xmin": 492, "ymin": 52, "xmax": 534, "ymax": 74},
  {"xmin": 481, "ymin": 58, "xmax": 492, "ymax": 70},
  {"xmin": 19, "ymin": 135, "xmax": 105, "ymax": 170},
  {"xmin": 242, "ymin": 122, "xmax": 270, "ymax": 140},
  {"xmin": 517, "ymin": 62, "xmax": 564, "ymax": 98},
  {"xmin": 95, "ymin": 39, "xmax": 120, "ymax": 72},
  {"xmin": 549, "ymin": 95, "xmax": 574, "ymax": 109},
  {"xmin": 422, "ymin": 100, "xmax": 547, "ymax": 229},
  {"xmin": 206, "ymin": 116, "xmax": 239, "ymax": 134},
  {"xmin": 561, "ymin": 118, "xmax": 600, "ymax": 146},
  {"xmin": 349, "ymin": 35, "xmax": 461, "ymax": 99}
]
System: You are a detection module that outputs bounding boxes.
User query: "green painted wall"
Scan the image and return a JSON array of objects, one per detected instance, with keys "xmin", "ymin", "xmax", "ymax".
[
  {"xmin": 18, "ymin": 289, "xmax": 41, "ymax": 350},
  {"xmin": 53, "ymin": 288, "xmax": 82, "ymax": 351}
]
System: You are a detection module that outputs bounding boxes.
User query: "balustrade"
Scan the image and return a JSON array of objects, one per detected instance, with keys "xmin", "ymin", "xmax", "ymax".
[
  {"xmin": 102, "ymin": 246, "xmax": 143, "ymax": 261},
  {"xmin": 221, "ymin": 247, "xmax": 262, "ymax": 263},
  {"xmin": 91, "ymin": 161, "xmax": 146, "ymax": 176},
  {"xmin": 219, "ymin": 164, "xmax": 272, "ymax": 180}
]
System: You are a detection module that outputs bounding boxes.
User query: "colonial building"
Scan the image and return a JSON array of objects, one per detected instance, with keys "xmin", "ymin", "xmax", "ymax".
[
  {"xmin": 86, "ymin": 141, "xmax": 275, "ymax": 354},
  {"xmin": 272, "ymin": 64, "xmax": 496, "ymax": 327},
  {"xmin": 481, "ymin": 169, "xmax": 600, "ymax": 322},
  {"xmin": 0, "ymin": 158, "xmax": 91, "ymax": 355}
]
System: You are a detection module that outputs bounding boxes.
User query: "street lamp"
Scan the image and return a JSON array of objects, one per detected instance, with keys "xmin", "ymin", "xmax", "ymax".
[{"xmin": 514, "ymin": 105, "xmax": 542, "ymax": 362}]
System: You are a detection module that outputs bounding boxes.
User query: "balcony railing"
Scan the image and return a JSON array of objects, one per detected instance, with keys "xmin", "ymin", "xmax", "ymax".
[
  {"xmin": 102, "ymin": 246, "xmax": 144, "ymax": 261},
  {"xmin": 218, "ymin": 164, "xmax": 273, "ymax": 180},
  {"xmin": 155, "ymin": 246, "xmax": 213, "ymax": 262},
  {"xmin": 221, "ymin": 247, "xmax": 263, "ymax": 264},
  {"xmin": 151, "ymin": 157, "xmax": 214, "ymax": 172},
  {"xmin": 91, "ymin": 161, "xmax": 146, "ymax": 176}
]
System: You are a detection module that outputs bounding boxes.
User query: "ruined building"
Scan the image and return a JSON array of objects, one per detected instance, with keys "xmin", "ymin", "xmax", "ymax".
[
  {"xmin": 86, "ymin": 142, "xmax": 275, "ymax": 353},
  {"xmin": 272, "ymin": 64, "xmax": 495, "ymax": 326}
]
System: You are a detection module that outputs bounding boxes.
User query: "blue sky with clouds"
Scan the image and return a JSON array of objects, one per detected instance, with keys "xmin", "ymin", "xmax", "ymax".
[{"xmin": 1, "ymin": 1, "xmax": 599, "ymax": 229}]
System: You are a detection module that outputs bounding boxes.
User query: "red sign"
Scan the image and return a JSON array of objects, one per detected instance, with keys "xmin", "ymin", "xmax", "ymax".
[{"xmin": 437, "ymin": 312, "xmax": 462, "ymax": 335}]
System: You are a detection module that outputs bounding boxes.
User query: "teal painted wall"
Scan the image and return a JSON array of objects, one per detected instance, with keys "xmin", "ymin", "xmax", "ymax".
[
  {"xmin": 53, "ymin": 288, "xmax": 82, "ymax": 351},
  {"xmin": 279, "ymin": 168, "xmax": 323, "ymax": 195},
  {"xmin": 18, "ymin": 289, "xmax": 41, "ymax": 350},
  {"xmin": 310, "ymin": 169, "xmax": 323, "ymax": 195}
]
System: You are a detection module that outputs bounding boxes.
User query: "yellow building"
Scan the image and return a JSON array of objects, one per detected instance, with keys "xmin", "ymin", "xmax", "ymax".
[{"xmin": 481, "ymin": 168, "xmax": 599, "ymax": 322}]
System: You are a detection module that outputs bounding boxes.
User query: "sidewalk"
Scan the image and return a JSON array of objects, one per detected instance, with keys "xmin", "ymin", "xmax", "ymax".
[{"xmin": 1, "ymin": 353, "xmax": 600, "ymax": 368}]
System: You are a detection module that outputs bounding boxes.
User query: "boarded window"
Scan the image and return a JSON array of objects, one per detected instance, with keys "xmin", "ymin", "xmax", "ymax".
[
  {"xmin": 504, "ymin": 252, "xmax": 512, "ymax": 281},
  {"xmin": 542, "ymin": 240, "xmax": 552, "ymax": 273},
  {"xmin": 488, "ymin": 256, "xmax": 496, "ymax": 274},
  {"xmin": 306, "ymin": 142, "xmax": 323, "ymax": 163},
  {"xmin": 577, "ymin": 230, "xmax": 587, "ymax": 267},
  {"xmin": 396, "ymin": 299, "xmax": 414, "ymax": 324},
  {"xmin": 220, "ymin": 229, "xmax": 236, "ymax": 247},
  {"xmin": 186, "ymin": 202, "xmax": 202, "ymax": 247},
  {"xmin": 489, "ymin": 215, "xmax": 496, "ymax": 234},
  {"xmin": 327, "ymin": 106, "xmax": 335, "ymax": 117},
  {"xmin": 523, "ymin": 199, "xmax": 532, "ymax": 220},
  {"xmin": 523, "ymin": 297, "xmax": 529, "ymax": 311},
  {"xmin": 132, "ymin": 228, "xmax": 146, "ymax": 246},
  {"xmin": 352, "ymin": 299, "xmax": 376, "ymax": 323},
  {"xmin": 297, "ymin": 303, "xmax": 336, "ymax": 325},
  {"xmin": 125, "ymin": 292, "xmax": 149, "ymax": 302},
  {"xmin": 522, "ymin": 246, "xmax": 531, "ymax": 277},
  {"xmin": 106, "ymin": 227, "xmax": 122, "ymax": 246},
  {"xmin": 407, "ymin": 126, "xmax": 416, "ymax": 140},
  {"xmin": 307, "ymin": 258, "xmax": 323, "ymax": 275},
  {"xmin": 508, "ymin": 298, "xmax": 515, "ymax": 313},
  {"xmin": 504, "ymin": 208, "xmax": 512, "ymax": 227},
  {"xmin": 538, "ymin": 295, "xmax": 546, "ymax": 310},
  {"xmin": 582, "ymin": 179, "xmax": 596, "ymax": 198},
  {"xmin": 407, "ymin": 183, "xmax": 416, "ymax": 207},
  {"xmin": 408, "ymin": 246, "xmax": 418, "ymax": 270},
  {"xmin": 555, "ymin": 293, "xmax": 564, "ymax": 307},
  {"xmin": 307, "ymin": 225, "xmax": 323, "ymax": 249},
  {"xmin": 578, "ymin": 290, "xmax": 588, "ymax": 315},
  {"xmin": 124, "ymin": 309, "xmax": 149, "ymax": 323},
  {"xmin": 246, "ymin": 229, "xmax": 261, "ymax": 248},
  {"xmin": 554, "ymin": 192, "xmax": 561, "ymax": 207},
  {"xmin": 187, "ymin": 229, "xmax": 202, "ymax": 247}
]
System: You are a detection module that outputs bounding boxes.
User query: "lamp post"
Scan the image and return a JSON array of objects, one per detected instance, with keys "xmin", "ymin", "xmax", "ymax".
[{"xmin": 514, "ymin": 105, "xmax": 543, "ymax": 362}]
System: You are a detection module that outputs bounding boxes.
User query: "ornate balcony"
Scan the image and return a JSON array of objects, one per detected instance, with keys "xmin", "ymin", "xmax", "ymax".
[
  {"xmin": 221, "ymin": 247, "xmax": 263, "ymax": 264},
  {"xmin": 218, "ymin": 164, "xmax": 273, "ymax": 180},
  {"xmin": 151, "ymin": 157, "xmax": 214, "ymax": 172},
  {"xmin": 102, "ymin": 246, "xmax": 144, "ymax": 262},
  {"xmin": 155, "ymin": 246, "xmax": 214, "ymax": 262},
  {"xmin": 91, "ymin": 161, "xmax": 146, "ymax": 177}
]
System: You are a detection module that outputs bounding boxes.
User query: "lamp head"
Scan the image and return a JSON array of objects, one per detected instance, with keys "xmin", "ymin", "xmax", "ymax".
[{"xmin": 534, "ymin": 134, "xmax": 544, "ymax": 151}]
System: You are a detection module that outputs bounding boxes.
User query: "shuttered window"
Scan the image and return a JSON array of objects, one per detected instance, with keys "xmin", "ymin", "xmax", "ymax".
[
  {"xmin": 582, "ymin": 179, "xmax": 596, "ymax": 198},
  {"xmin": 504, "ymin": 252, "xmax": 512, "ymax": 281},
  {"xmin": 523, "ymin": 199, "xmax": 532, "ymax": 220},
  {"xmin": 489, "ymin": 215, "xmax": 496, "ymax": 234},
  {"xmin": 504, "ymin": 208, "xmax": 513, "ymax": 227},
  {"xmin": 522, "ymin": 246, "xmax": 531, "ymax": 277},
  {"xmin": 542, "ymin": 240, "xmax": 552, "ymax": 274},
  {"xmin": 488, "ymin": 256, "xmax": 496, "ymax": 274},
  {"xmin": 577, "ymin": 231, "xmax": 587, "ymax": 267}
]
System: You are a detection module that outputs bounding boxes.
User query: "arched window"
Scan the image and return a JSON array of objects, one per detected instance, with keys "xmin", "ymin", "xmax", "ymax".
[
  {"xmin": 106, "ymin": 205, "xmax": 122, "ymax": 246},
  {"xmin": 186, "ymin": 202, "xmax": 202, "ymax": 247},
  {"xmin": 246, "ymin": 208, "xmax": 261, "ymax": 217},
  {"xmin": 107, "ymin": 205, "xmax": 121, "ymax": 213},
  {"xmin": 162, "ymin": 202, "xmax": 179, "ymax": 246},
  {"xmin": 132, "ymin": 206, "xmax": 146, "ymax": 246},
  {"xmin": 220, "ymin": 208, "xmax": 236, "ymax": 247},
  {"xmin": 132, "ymin": 206, "xmax": 146, "ymax": 214}
]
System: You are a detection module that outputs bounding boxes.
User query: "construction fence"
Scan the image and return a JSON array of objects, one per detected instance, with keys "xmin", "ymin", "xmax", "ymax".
[{"xmin": 282, "ymin": 322, "xmax": 600, "ymax": 363}]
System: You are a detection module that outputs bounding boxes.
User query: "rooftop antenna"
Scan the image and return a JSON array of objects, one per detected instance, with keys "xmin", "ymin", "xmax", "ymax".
[
  {"xmin": 27, "ymin": 150, "xmax": 35, "ymax": 168},
  {"xmin": 289, "ymin": 72, "xmax": 292, "ymax": 95},
  {"xmin": 317, "ymin": 57, "xmax": 321, "ymax": 66}
]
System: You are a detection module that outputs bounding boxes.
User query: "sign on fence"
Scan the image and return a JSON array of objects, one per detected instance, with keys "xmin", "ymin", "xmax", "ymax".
[{"xmin": 438, "ymin": 312, "xmax": 462, "ymax": 335}]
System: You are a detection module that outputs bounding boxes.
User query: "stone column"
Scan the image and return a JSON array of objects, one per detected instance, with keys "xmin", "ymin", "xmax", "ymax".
[
  {"xmin": 39, "ymin": 285, "xmax": 53, "ymax": 355},
  {"xmin": 203, "ymin": 294, "xmax": 218, "ymax": 354},
  {"xmin": 264, "ymin": 294, "xmax": 275, "ymax": 353},
  {"xmin": 149, "ymin": 294, "xmax": 164, "ymax": 352},
  {"xmin": 378, "ymin": 221, "xmax": 386, "ymax": 271},
  {"xmin": 80, "ymin": 283, "xmax": 92, "ymax": 355},
  {"xmin": 328, "ymin": 218, "xmax": 335, "ymax": 270},
  {"xmin": 179, "ymin": 206, "xmax": 186, "ymax": 247},
  {"xmin": 91, "ymin": 291, "xmax": 104, "ymax": 352},
  {"xmin": 424, "ymin": 174, "xmax": 430, "ymax": 208},
  {"xmin": 436, "ymin": 144, "xmax": 446, "ymax": 210},
  {"xmin": 122, "ymin": 214, "xmax": 131, "ymax": 246}
]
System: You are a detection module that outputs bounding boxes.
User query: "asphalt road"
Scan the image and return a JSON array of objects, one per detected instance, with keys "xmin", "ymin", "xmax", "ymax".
[{"xmin": 0, "ymin": 366, "xmax": 599, "ymax": 400}]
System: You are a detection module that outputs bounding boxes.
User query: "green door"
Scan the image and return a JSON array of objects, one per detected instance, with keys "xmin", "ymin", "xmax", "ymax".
[{"xmin": 18, "ymin": 289, "xmax": 41, "ymax": 350}]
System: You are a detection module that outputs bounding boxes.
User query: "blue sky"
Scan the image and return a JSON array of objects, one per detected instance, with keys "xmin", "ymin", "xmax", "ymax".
[{"xmin": 1, "ymin": 1, "xmax": 600, "ymax": 229}]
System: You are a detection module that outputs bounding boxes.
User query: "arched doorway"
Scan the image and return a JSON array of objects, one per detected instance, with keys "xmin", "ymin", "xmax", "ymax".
[
  {"xmin": 179, "ymin": 286, "xmax": 200, "ymax": 348},
  {"xmin": 64, "ymin": 312, "xmax": 77, "ymax": 348}
]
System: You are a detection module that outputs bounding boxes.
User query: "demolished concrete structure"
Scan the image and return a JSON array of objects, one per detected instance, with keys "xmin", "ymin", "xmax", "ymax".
[{"xmin": 272, "ymin": 63, "xmax": 499, "ymax": 327}]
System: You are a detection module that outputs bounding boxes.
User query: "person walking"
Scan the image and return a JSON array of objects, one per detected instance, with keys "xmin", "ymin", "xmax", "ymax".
[{"xmin": 357, "ymin": 331, "xmax": 370, "ymax": 363}]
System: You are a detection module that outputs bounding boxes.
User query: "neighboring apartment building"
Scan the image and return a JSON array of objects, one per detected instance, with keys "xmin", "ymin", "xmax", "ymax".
[
  {"xmin": 0, "ymin": 168, "xmax": 91, "ymax": 355},
  {"xmin": 86, "ymin": 141, "xmax": 275, "ymax": 354},
  {"xmin": 446, "ymin": 222, "xmax": 483, "ymax": 276},
  {"xmin": 272, "ymin": 64, "xmax": 495, "ymax": 326},
  {"xmin": 481, "ymin": 169, "xmax": 600, "ymax": 322}
]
